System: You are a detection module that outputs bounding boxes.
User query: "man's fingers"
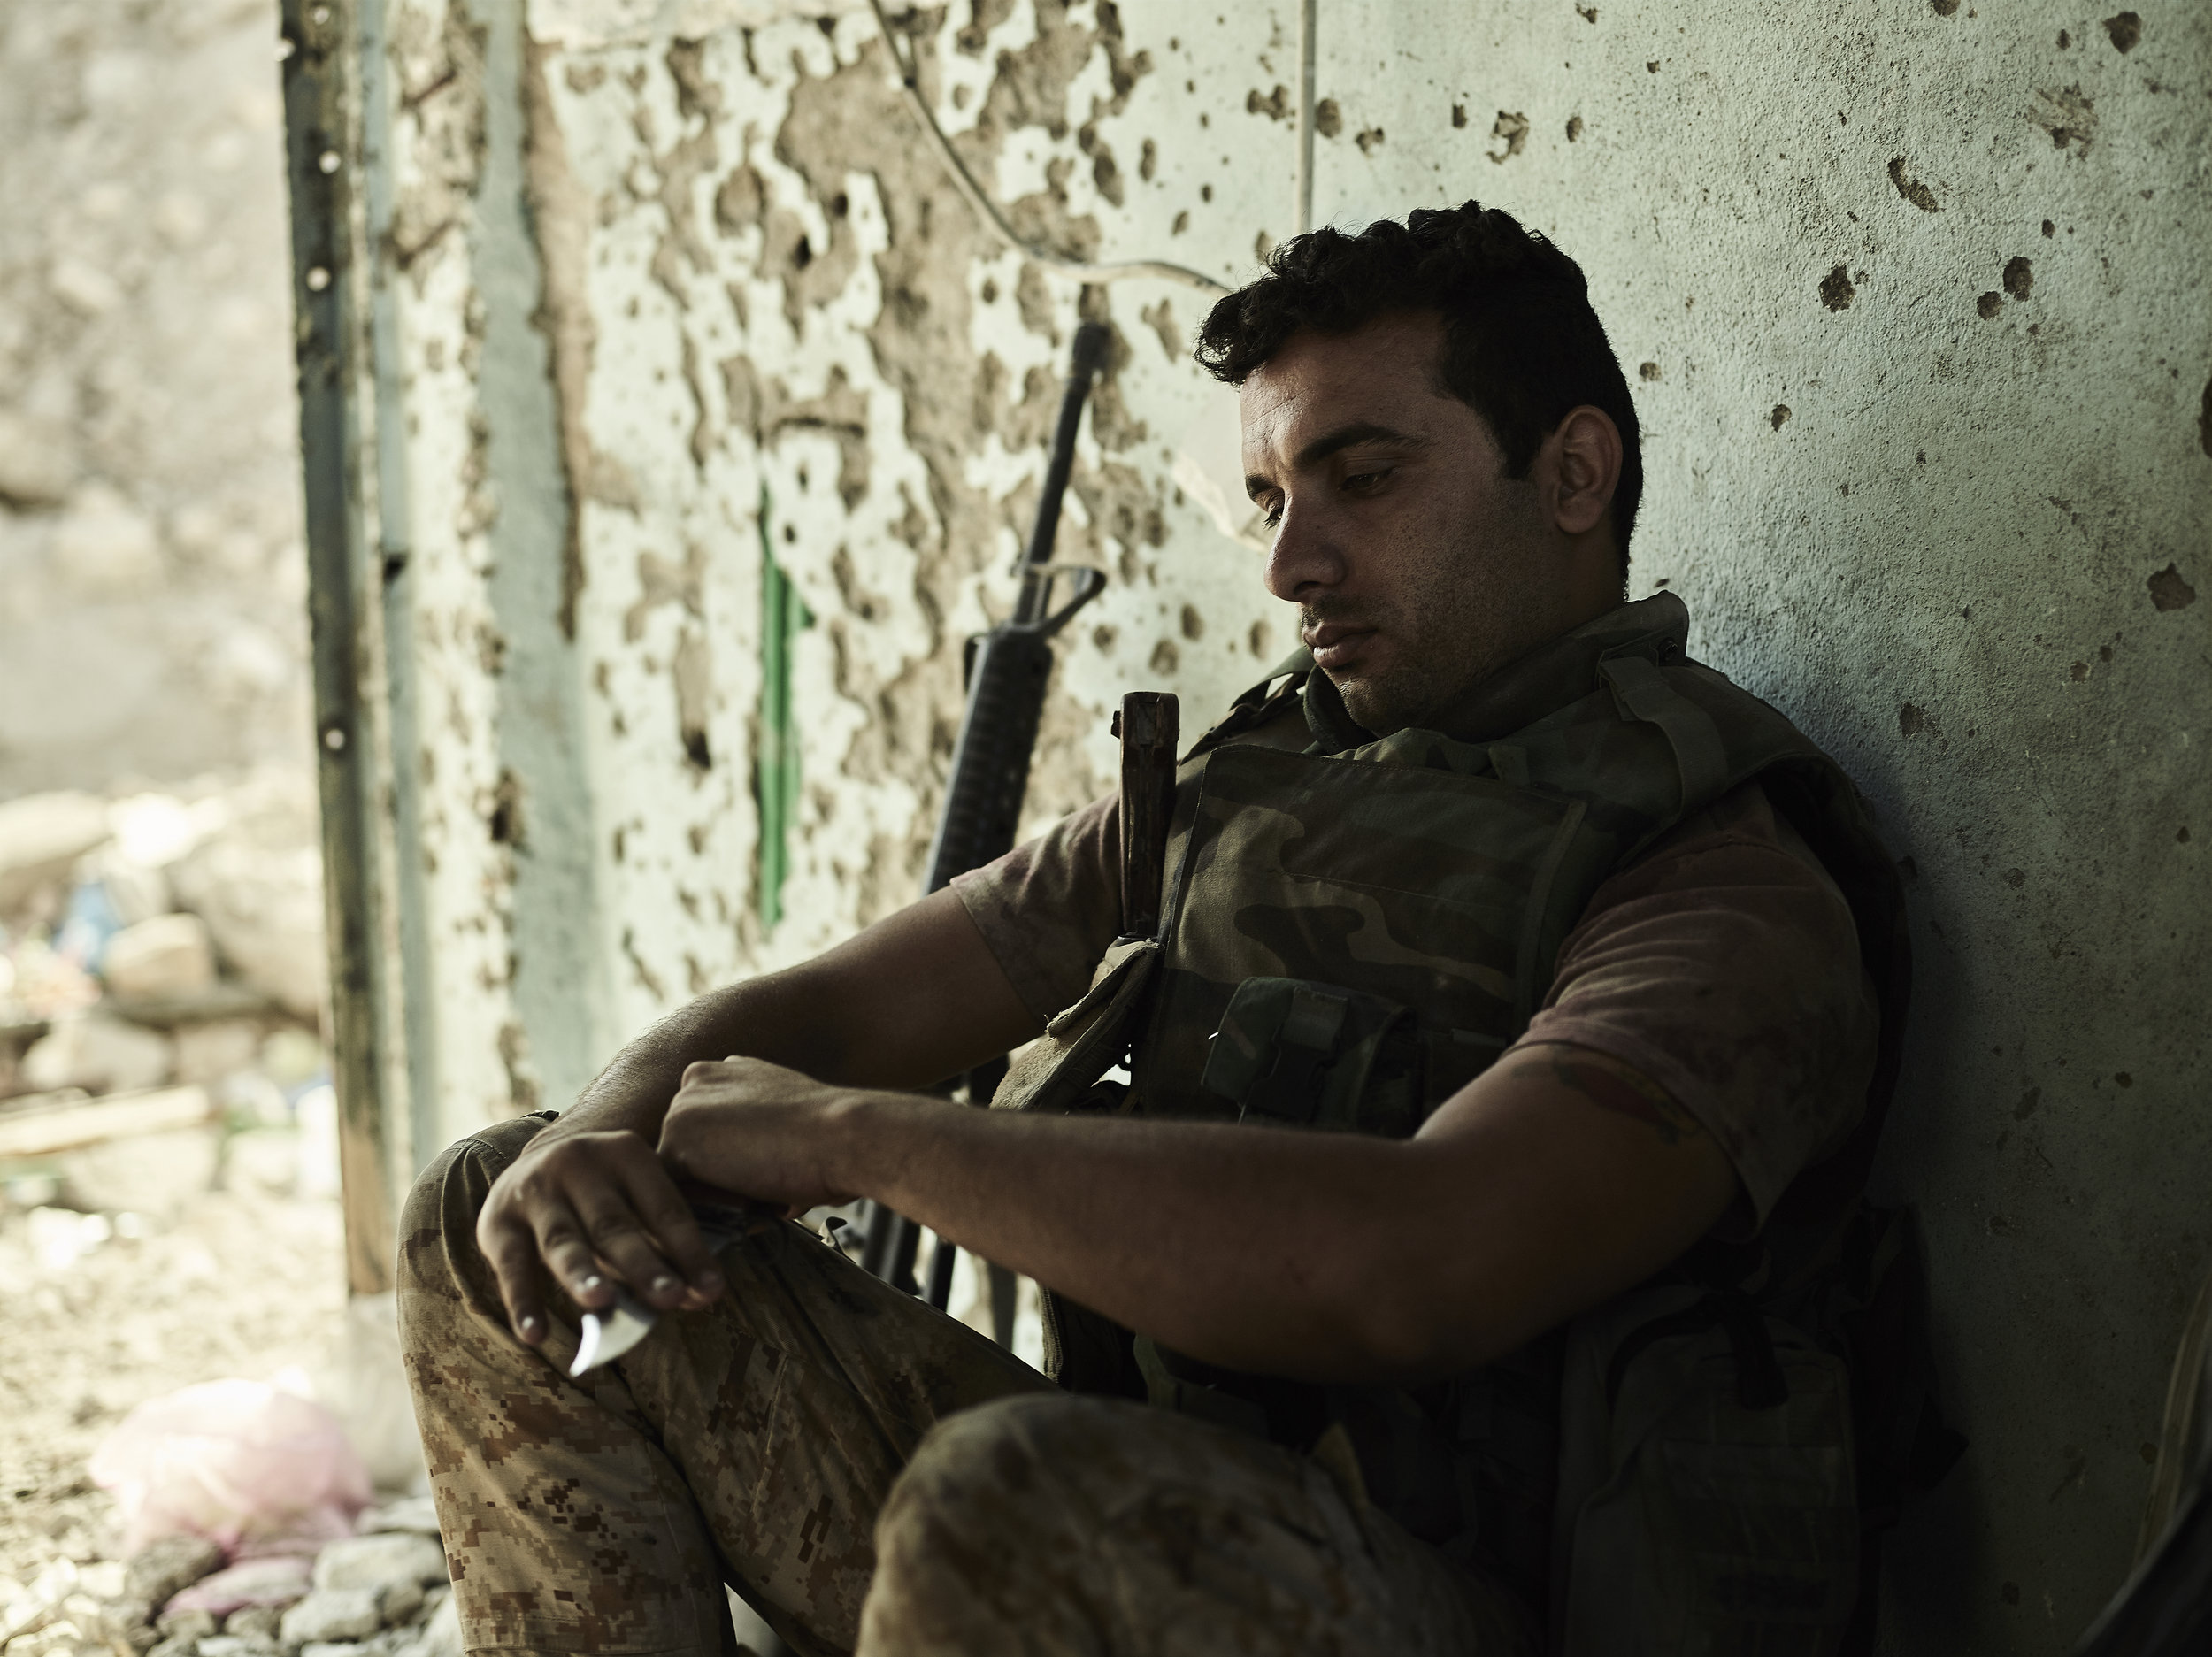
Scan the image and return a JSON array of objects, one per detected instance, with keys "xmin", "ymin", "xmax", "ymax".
[
  {"xmin": 480, "ymin": 1216, "xmax": 556, "ymax": 1345},
  {"xmin": 618, "ymin": 1163, "xmax": 727, "ymax": 1302},
  {"xmin": 533, "ymin": 1208, "xmax": 622, "ymax": 1312},
  {"xmin": 566, "ymin": 1184, "xmax": 696, "ymax": 1311}
]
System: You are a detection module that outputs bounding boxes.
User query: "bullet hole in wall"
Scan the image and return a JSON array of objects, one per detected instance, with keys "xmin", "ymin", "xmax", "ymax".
[
  {"xmin": 1452, "ymin": 104, "xmax": 1468, "ymax": 128},
  {"xmin": 2103, "ymin": 12, "xmax": 2141, "ymax": 53},
  {"xmin": 1315, "ymin": 100, "xmax": 1342, "ymax": 139},
  {"xmin": 1200, "ymin": 184, "xmax": 1212, "ymax": 203},
  {"xmin": 2057, "ymin": 28, "xmax": 2070, "ymax": 48},
  {"xmin": 1566, "ymin": 115, "xmax": 1584, "ymax": 141},
  {"xmin": 1171, "ymin": 211, "xmax": 1190, "ymax": 235},
  {"xmin": 2115, "ymin": 1071, "xmax": 2133, "ymax": 1087},
  {"xmin": 1887, "ymin": 158, "xmax": 1939, "ymax": 211},
  {"xmin": 1356, "ymin": 127, "xmax": 1386, "ymax": 155},
  {"xmin": 1639, "ymin": 362, "xmax": 1660, "ymax": 380},
  {"xmin": 1770, "ymin": 404, "xmax": 1792, "ymax": 429},
  {"xmin": 2003, "ymin": 257, "xmax": 2033, "ymax": 299},
  {"xmin": 2147, "ymin": 563, "xmax": 2196, "ymax": 611},
  {"xmin": 1898, "ymin": 702, "xmax": 1927, "ymax": 737},
  {"xmin": 1150, "ymin": 639, "xmax": 1179, "ymax": 674},
  {"xmin": 2042, "ymin": 219, "xmax": 2055, "ymax": 236},
  {"xmin": 1819, "ymin": 265, "xmax": 1855, "ymax": 310},
  {"xmin": 1977, "ymin": 291, "xmax": 2004, "ymax": 319},
  {"xmin": 1179, "ymin": 604, "xmax": 1206, "ymax": 641},
  {"xmin": 1248, "ymin": 619, "xmax": 1271, "ymax": 658}
]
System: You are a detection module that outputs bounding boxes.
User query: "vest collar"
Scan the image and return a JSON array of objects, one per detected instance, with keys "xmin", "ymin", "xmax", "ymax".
[{"xmin": 1302, "ymin": 592, "xmax": 1693, "ymax": 754}]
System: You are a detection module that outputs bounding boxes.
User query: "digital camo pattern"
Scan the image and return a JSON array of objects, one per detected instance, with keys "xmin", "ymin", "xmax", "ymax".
[
  {"xmin": 865, "ymin": 1394, "xmax": 1536, "ymax": 1657},
  {"xmin": 398, "ymin": 1116, "xmax": 1529, "ymax": 1656},
  {"xmin": 398, "ymin": 1115, "xmax": 1047, "ymax": 1657}
]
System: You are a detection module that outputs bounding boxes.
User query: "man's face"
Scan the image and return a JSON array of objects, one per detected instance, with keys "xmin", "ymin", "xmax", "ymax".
[{"xmin": 1240, "ymin": 312, "xmax": 1568, "ymax": 735}]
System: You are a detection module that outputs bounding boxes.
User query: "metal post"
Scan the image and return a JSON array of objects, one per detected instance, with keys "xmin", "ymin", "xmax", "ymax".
[{"xmin": 279, "ymin": 0, "xmax": 401, "ymax": 1293}]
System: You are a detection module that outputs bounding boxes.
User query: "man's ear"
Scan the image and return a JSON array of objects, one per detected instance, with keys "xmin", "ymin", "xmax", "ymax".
[{"xmin": 1547, "ymin": 406, "xmax": 1623, "ymax": 538}]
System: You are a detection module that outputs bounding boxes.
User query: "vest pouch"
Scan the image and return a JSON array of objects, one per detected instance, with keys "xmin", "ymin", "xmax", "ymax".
[
  {"xmin": 1549, "ymin": 1285, "xmax": 1859, "ymax": 1657},
  {"xmin": 992, "ymin": 936, "xmax": 1159, "ymax": 1116},
  {"xmin": 1198, "ymin": 976, "xmax": 1424, "ymax": 1138}
]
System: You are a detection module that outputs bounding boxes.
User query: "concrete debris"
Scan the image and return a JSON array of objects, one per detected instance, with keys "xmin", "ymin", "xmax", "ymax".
[
  {"xmin": 174, "ymin": 1020, "xmax": 262, "ymax": 1087},
  {"xmin": 102, "ymin": 916, "xmax": 217, "ymax": 1001},
  {"xmin": 61, "ymin": 1125, "xmax": 223, "ymax": 1220},
  {"xmin": 153, "ymin": 1607, "xmax": 217, "ymax": 1645},
  {"xmin": 310, "ymin": 1534, "xmax": 447, "ymax": 1599},
  {"xmin": 355, "ymin": 1499, "xmax": 441, "ymax": 1540},
  {"xmin": 280, "ymin": 1588, "xmax": 384, "ymax": 1646},
  {"xmin": 0, "ymin": 409, "xmax": 76, "ymax": 509},
  {"xmin": 21, "ymin": 1013, "xmax": 176, "ymax": 1095},
  {"xmin": 126, "ymin": 1538, "xmax": 225, "ymax": 1621},
  {"xmin": 4, "ymin": 1512, "xmax": 459, "ymax": 1657},
  {"xmin": 165, "ymin": 778, "xmax": 326, "ymax": 1023},
  {"xmin": 0, "ymin": 794, "xmax": 111, "ymax": 917}
]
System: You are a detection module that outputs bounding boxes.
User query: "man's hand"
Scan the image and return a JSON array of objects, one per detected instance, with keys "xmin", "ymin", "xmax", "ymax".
[
  {"xmin": 465, "ymin": 886, "xmax": 1036, "ymax": 1347},
  {"xmin": 477, "ymin": 1124, "xmax": 727, "ymax": 1346},
  {"xmin": 657, "ymin": 1057, "xmax": 884, "ymax": 1213}
]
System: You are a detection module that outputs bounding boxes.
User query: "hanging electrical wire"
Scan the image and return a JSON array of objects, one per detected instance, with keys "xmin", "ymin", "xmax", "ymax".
[{"xmin": 865, "ymin": 0, "xmax": 1232, "ymax": 295}]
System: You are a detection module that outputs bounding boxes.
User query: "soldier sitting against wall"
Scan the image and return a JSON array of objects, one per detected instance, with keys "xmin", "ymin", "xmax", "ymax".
[{"xmin": 399, "ymin": 202, "xmax": 1910, "ymax": 1656}]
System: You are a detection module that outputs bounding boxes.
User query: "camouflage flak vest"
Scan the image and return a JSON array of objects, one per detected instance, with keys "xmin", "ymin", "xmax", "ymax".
[{"xmin": 993, "ymin": 595, "xmax": 1915, "ymax": 1642}]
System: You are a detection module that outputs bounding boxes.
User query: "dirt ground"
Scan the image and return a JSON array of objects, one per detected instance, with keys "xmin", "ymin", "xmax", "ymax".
[{"xmin": 0, "ymin": 1183, "xmax": 348, "ymax": 1588}]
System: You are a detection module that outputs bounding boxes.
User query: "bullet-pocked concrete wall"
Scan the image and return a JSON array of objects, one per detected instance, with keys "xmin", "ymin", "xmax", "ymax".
[{"xmin": 365, "ymin": 1, "xmax": 2208, "ymax": 1648}]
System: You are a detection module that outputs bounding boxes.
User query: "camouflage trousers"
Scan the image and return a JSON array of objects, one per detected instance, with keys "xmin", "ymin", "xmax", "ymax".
[{"xmin": 398, "ymin": 1116, "xmax": 1531, "ymax": 1657}]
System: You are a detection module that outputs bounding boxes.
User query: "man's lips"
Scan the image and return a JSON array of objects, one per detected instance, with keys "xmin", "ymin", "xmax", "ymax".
[{"xmin": 1304, "ymin": 622, "xmax": 1378, "ymax": 671}]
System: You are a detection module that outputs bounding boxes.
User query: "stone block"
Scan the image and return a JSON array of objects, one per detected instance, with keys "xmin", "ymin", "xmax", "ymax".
[
  {"xmin": 0, "ymin": 409, "xmax": 76, "ymax": 507},
  {"xmin": 61, "ymin": 1124, "xmax": 221, "ymax": 1217},
  {"xmin": 175, "ymin": 1018, "xmax": 262, "ymax": 1085},
  {"xmin": 21, "ymin": 1011, "xmax": 174, "ymax": 1093},
  {"xmin": 104, "ymin": 914, "xmax": 218, "ymax": 1000},
  {"xmin": 0, "ymin": 791, "xmax": 111, "ymax": 914},
  {"xmin": 278, "ymin": 1589, "xmax": 380, "ymax": 1647},
  {"xmin": 222, "ymin": 1606, "xmax": 281, "ymax": 1642},
  {"xmin": 124, "ymin": 1533, "xmax": 223, "ymax": 1611},
  {"xmin": 156, "ymin": 1607, "xmax": 217, "ymax": 1645},
  {"xmin": 167, "ymin": 777, "xmax": 326, "ymax": 1022},
  {"xmin": 310, "ymin": 1533, "xmax": 447, "ymax": 1598}
]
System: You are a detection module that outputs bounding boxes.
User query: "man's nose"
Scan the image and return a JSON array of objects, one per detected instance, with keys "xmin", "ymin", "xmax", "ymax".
[{"xmin": 1261, "ymin": 497, "xmax": 1345, "ymax": 602}]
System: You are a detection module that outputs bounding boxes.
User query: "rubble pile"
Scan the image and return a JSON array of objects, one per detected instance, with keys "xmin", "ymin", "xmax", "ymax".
[
  {"xmin": 0, "ymin": 775, "xmax": 334, "ymax": 1216},
  {"xmin": 0, "ymin": 1504, "xmax": 459, "ymax": 1657}
]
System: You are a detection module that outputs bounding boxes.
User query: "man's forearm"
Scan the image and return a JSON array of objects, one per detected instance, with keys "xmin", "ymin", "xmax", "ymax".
[
  {"xmin": 831, "ymin": 1092, "xmax": 1457, "ymax": 1385},
  {"xmin": 723, "ymin": 1043, "xmax": 1738, "ymax": 1388}
]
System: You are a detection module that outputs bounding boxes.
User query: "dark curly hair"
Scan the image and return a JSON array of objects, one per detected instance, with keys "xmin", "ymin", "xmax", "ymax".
[{"xmin": 1194, "ymin": 202, "xmax": 1642, "ymax": 565}]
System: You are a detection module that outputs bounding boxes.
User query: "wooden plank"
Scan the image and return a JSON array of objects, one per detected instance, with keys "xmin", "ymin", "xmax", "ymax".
[{"xmin": 0, "ymin": 1085, "xmax": 215, "ymax": 1159}]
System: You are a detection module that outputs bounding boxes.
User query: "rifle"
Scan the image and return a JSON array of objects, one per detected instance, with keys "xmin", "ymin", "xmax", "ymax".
[{"xmin": 858, "ymin": 323, "xmax": 1113, "ymax": 1326}]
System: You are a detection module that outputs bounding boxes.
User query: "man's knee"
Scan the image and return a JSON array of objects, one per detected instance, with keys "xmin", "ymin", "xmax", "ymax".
[
  {"xmin": 396, "ymin": 1114, "xmax": 552, "ymax": 1329},
  {"xmin": 876, "ymin": 1393, "xmax": 1131, "ymax": 1550}
]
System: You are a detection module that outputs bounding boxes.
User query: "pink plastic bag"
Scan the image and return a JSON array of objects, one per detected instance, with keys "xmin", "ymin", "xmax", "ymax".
[{"xmin": 89, "ymin": 1380, "xmax": 372, "ymax": 1557}]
